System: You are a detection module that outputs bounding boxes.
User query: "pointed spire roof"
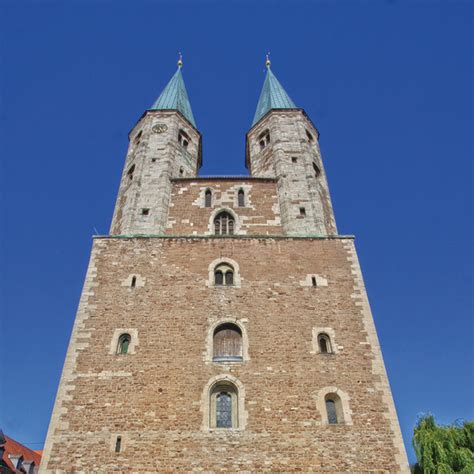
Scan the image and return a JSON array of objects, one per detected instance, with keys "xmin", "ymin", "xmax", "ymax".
[
  {"xmin": 150, "ymin": 57, "xmax": 196, "ymax": 128},
  {"xmin": 252, "ymin": 57, "xmax": 296, "ymax": 126}
]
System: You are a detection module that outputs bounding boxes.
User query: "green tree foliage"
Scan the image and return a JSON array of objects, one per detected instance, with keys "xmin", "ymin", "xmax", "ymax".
[{"xmin": 412, "ymin": 415, "xmax": 474, "ymax": 473}]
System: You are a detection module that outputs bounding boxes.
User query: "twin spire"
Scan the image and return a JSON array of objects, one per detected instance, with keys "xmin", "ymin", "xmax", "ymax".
[{"xmin": 149, "ymin": 54, "xmax": 296, "ymax": 129}]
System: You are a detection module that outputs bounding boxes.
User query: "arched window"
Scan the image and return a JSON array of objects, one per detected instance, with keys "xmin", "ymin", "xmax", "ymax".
[
  {"xmin": 325, "ymin": 394, "xmax": 342, "ymax": 424},
  {"xmin": 214, "ymin": 263, "xmax": 234, "ymax": 286},
  {"xmin": 318, "ymin": 333, "xmax": 332, "ymax": 354},
  {"xmin": 237, "ymin": 189, "xmax": 245, "ymax": 207},
  {"xmin": 258, "ymin": 130, "xmax": 270, "ymax": 150},
  {"xmin": 213, "ymin": 323, "xmax": 242, "ymax": 362},
  {"xmin": 214, "ymin": 211, "xmax": 234, "ymax": 235},
  {"xmin": 205, "ymin": 189, "xmax": 212, "ymax": 208},
  {"xmin": 210, "ymin": 381, "xmax": 238, "ymax": 428},
  {"xmin": 117, "ymin": 334, "xmax": 131, "ymax": 354},
  {"xmin": 178, "ymin": 130, "xmax": 190, "ymax": 148},
  {"xmin": 313, "ymin": 163, "xmax": 321, "ymax": 178}
]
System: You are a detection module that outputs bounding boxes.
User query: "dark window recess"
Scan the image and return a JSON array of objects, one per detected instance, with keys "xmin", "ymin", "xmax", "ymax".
[
  {"xmin": 313, "ymin": 163, "xmax": 321, "ymax": 178},
  {"xmin": 311, "ymin": 276, "xmax": 317, "ymax": 287},
  {"xmin": 214, "ymin": 212, "xmax": 235, "ymax": 235},
  {"xmin": 134, "ymin": 131, "xmax": 143, "ymax": 145},
  {"xmin": 215, "ymin": 271, "xmax": 224, "ymax": 286},
  {"xmin": 299, "ymin": 207, "xmax": 306, "ymax": 217},
  {"xmin": 258, "ymin": 130, "xmax": 271, "ymax": 150},
  {"xmin": 115, "ymin": 436, "xmax": 122, "ymax": 453},
  {"xmin": 178, "ymin": 130, "xmax": 190, "ymax": 148},
  {"xmin": 179, "ymin": 167, "xmax": 184, "ymax": 175},
  {"xmin": 213, "ymin": 324, "xmax": 243, "ymax": 362},
  {"xmin": 306, "ymin": 129, "xmax": 314, "ymax": 143},
  {"xmin": 326, "ymin": 398, "xmax": 338, "ymax": 424},
  {"xmin": 318, "ymin": 334, "xmax": 332, "ymax": 354},
  {"xmin": 142, "ymin": 209, "xmax": 150, "ymax": 216},
  {"xmin": 131, "ymin": 276, "xmax": 137, "ymax": 288},
  {"xmin": 127, "ymin": 165, "xmax": 135, "ymax": 180},
  {"xmin": 292, "ymin": 157, "xmax": 298, "ymax": 163},
  {"xmin": 205, "ymin": 190, "xmax": 212, "ymax": 207},
  {"xmin": 117, "ymin": 334, "xmax": 131, "ymax": 355},
  {"xmin": 151, "ymin": 158, "xmax": 157, "ymax": 162},
  {"xmin": 238, "ymin": 189, "xmax": 245, "ymax": 207}
]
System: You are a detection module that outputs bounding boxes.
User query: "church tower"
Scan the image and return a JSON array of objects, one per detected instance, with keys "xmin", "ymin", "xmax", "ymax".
[{"xmin": 41, "ymin": 57, "xmax": 409, "ymax": 473}]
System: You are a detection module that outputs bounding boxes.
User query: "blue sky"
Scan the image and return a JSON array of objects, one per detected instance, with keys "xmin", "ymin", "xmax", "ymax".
[{"xmin": 1, "ymin": 0, "xmax": 472, "ymax": 464}]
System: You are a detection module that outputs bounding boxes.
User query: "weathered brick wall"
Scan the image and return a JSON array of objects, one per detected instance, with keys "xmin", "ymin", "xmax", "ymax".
[
  {"xmin": 41, "ymin": 237, "xmax": 408, "ymax": 473},
  {"xmin": 166, "ymin": 178, "xmax": 283, "ymax": 235}
]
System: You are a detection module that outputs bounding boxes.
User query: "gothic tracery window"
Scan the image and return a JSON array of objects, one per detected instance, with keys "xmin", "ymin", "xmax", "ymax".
[{"xmin": 214, "ymin": 211, "xmax": 234, "ymax": 235}]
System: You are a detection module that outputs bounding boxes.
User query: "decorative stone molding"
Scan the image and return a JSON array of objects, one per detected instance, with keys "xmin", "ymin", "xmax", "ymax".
[
  {"xmin": 204, "ymin": 318, "xmax": 249, "ymax": 363},
  {"xmin": 300, "ymin": 274, "xmax": 328, "ymax": 287},
  {"xmin": 109, "ymin": 328, "xmax": 139, "ymax": 355},
  {"xmin": 201, "ymin": 374, "xmax": 247, "ymax": 431},
  {"xmin": 315, "ymin": 386, "xmax": 353, "ymax": 425},
  {"xmin": 311, "ymin": 327, "xmax": 339, "ymax": 354},
  {"xmin": 207, "ymin": 257, "xmax": 242, "ymax": 288}
]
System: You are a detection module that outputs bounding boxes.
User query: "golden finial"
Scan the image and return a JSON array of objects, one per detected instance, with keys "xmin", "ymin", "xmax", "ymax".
[
  {"xmin": 177, "ymin": 52, "xmax": 183, "ymax": 68},
  {"xmin": 265, "ymin": 52, "xmax": 271, "ymax": 68}
]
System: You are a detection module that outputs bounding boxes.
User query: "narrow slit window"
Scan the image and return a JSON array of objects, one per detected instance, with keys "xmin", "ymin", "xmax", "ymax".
[
  {"xmin": 238, "ymin": 189, "xmax": 245, "ymax": 207},
  {"xmin": 299, "ymin": 207, "xmax": 306, "ymax": 217},
  {"xmin": 127, "ymin": 165, "xmax": 135, "ymax": 181},
  {"xmin": 179, "ymin": 167, "xmax": 184, "ymax": 175},
  {"xmin": 205, "ymin": 189, "xmax": 212, "ymax": 208},
  {"xmin": 311, "ymin": 276, "xmax": 317, "ymax": 287},
  {"xmin": 313, "ymin": 163, "xmax": 321, "ymax": 178},
  {"xmin": 115, "ymin": 436, "xmax": 122, "ymax": 453},
  {"xmin": 306, "ymin": 129, "xmax": 314, "ymax": 143},
  {"xmin": 134, "ymin": 131, "xmax": 142, "ymax": 145},
  {"xmin": 131, "ymin": 276, "xmax": 137, "ymax": 288}
]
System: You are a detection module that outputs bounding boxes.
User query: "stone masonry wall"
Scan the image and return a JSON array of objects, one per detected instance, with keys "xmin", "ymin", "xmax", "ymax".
[
  {"xmin": 41, "ymin": 236, "xmax": 409, "ymax": 473},
  {"xmin": 247, "ymin": 110, "xmax": 337, "ymax": 236},
  {"xmin": 166, "ymin": 178, "xmax": 282, "ymax": 236}
]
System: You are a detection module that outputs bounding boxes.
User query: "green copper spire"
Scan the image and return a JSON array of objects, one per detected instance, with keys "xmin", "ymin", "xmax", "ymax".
[
  {"xmin": 252, "ymin": 55, "xmax": 296, "ymax": 126},
  {"xmin": 150, "ymin": 55, "xmax": 196, "ymax": 128}
]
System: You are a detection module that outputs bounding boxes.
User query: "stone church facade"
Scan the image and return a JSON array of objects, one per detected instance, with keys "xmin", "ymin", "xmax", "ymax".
[{"xmin": 41, "ymin": 58, "xmax": 409, "ymax": 472}]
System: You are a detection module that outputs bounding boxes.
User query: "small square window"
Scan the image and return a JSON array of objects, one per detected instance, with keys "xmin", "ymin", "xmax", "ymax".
[
  {"xmin": 292, "ymin": 157, "xmax": 298, "ymax": 163},
  {"xmin": 299, "ymin": 207, "xmax": 306, "ymax": 217},
  {"xmin": 141, "ymin": 209, "xmax": 150, "ymax": 216},
  {"xmin": 151, "ymin": 158, "xmax": 157, "ymax": 162}
]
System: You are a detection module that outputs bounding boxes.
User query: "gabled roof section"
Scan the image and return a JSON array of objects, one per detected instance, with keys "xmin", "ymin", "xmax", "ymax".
[
  {"xmin": 252, "ymin": 66, "xmax": 296, "ymax": 126},
  {"xmin": 150, "ymin": 66, "xmax": 196, "ymax": 128}
]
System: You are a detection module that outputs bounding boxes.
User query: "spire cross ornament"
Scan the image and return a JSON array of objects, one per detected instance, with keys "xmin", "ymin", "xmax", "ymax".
[
  {"xmin": 265, "ymin": 52, "xmax": 271, "ymax": 68},
  {"xmin": 177, "ymin": 52, "xmax": 183, "ymax": 69}
]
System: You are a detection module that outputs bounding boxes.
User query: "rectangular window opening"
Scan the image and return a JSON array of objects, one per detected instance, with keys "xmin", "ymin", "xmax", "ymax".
[
  {"xmin": 299, "ymin": 207, "xmax": 306, "ymax": 217},
  {"xmin": 292, "ymin": 157, "xmax": 298, "ymax": 163},
  {"xmin": 141, "ymin": 208, "xmax": 150, "ymax": 216},
  {"xmin": 312, "ymin": 276, "xmax": 317, "ymax": 287}
]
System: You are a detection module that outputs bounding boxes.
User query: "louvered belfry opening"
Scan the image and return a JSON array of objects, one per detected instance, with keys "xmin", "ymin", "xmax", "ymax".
[
  {"xmin": 213, "ymin": 323, "xmax": 243, "ymax": 362},
  {"xmin": 214, "ymin": 211, "xmax": 234, "ymax": 235}
]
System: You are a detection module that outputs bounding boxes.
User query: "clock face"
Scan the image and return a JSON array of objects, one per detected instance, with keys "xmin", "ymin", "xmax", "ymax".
[{"xmin": 152, "ymin": 123, "xmax": 168, "ymax": 134}]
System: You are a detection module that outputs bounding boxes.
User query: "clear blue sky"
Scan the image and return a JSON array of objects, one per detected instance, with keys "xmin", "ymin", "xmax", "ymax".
[{"xmin": 1, "ymin": 0, "xmax": 472, "ymax": 464}]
